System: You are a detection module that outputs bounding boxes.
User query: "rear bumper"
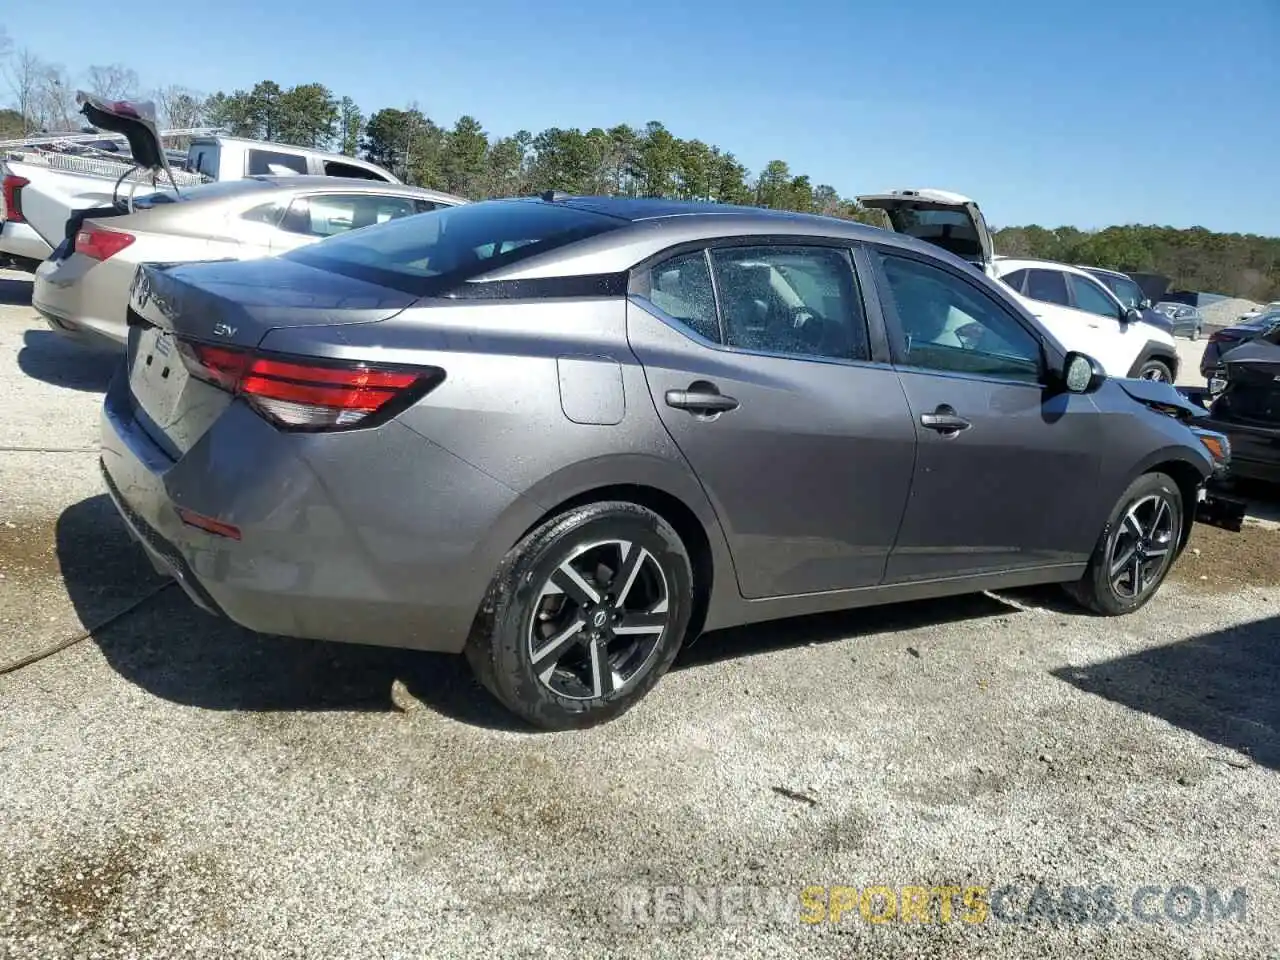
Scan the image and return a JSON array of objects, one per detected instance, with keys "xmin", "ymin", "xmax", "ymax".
[
  {"xmin": 33, "ymin": 256, "xmax": 129, "ymax": 348},
  {"xmin": 99, "ymin": 372, "xmax": 532, "ymax": 653},
  {"xmin": 0, "ymin": 220, "xmax": 53, "ymax": 262}
]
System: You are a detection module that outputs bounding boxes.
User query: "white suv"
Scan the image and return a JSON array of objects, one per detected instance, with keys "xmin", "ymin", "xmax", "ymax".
[{"xmin": 857, "ymin": 189, "xmax": 1180, "ymax": 382}]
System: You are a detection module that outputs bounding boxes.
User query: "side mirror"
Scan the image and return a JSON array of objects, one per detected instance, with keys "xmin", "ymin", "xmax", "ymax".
[
  {"xmin": 1063, "ymin": 351, "xmax": 1106, "ymax": 394},
  {"xmin": 1123, "ymin": 306, "xmax": 1144, "ymax": 325}
]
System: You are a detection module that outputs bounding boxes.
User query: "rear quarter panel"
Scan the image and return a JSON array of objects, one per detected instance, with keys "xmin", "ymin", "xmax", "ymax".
[{"xmin": 258, "ymin": 296, "xmax": 739, "ymax": 623}]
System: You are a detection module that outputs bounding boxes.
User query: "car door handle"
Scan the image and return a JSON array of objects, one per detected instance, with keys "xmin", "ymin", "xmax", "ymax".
[
  {"xmin": 665, "ymin": 383, "xmax": 739, "ymax": 414},
  {"xmin": 920, "ymin": 408, "xmax": 971, "ymax": 434}
]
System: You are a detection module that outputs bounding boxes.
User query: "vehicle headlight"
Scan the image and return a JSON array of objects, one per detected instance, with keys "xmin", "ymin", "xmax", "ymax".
[{"xmin": 1190, "ymin": 426, "xmax": 1230, "ymax": 470}]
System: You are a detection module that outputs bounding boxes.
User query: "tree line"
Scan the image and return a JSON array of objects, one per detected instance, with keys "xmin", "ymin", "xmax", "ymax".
[{"xmin": 2, "ymin": 29, "xmax": 1276, "ymax": 300}]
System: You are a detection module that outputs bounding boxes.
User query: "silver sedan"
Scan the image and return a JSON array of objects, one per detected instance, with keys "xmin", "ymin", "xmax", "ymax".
[{"xmin": 33, "ymin": 175, "xmax": 465, "ymax": 348}]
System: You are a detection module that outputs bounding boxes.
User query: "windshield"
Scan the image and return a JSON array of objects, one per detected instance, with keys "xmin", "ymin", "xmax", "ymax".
[
  {"xmin": 287, "ymin": 199, "xmax": 627, "ymax": 293},
  {"xmin": 1109, "ymin": 276, "xmax": 1146, "ymax": 309}
]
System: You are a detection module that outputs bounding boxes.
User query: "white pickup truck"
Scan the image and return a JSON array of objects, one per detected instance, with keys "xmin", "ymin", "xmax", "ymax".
[{"xmin": 1, "ymin": 94, "xmax": 398, "ymax": 267}]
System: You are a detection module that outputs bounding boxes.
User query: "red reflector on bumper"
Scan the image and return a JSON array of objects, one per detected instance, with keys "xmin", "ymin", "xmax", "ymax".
[{"xmin": 177, "ymin": 507, "xmax": 242, "ymax": 540}]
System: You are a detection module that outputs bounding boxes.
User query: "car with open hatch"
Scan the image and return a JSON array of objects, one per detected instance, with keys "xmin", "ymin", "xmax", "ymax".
[
  {"xmin": 856, "ymin": 188, "xmax": 1182, "ymax": 382},
  {"xmin": 100, "ymin": 194, "xmax": 1240, "ymax": 729}
]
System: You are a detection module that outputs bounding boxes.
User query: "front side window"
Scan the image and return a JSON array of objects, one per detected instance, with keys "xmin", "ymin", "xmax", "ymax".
[
  {"xmin": 877, "ymin": 252, "xmax": 1042, "ymax": 384},
  {"xmin": 1069, "ymin": 274, "xmax": 1121, "ymax": 319},
  {"xmin": 1024, "ymin": 269, "xmax": 1071, "ymax": 306},
  {"xmin": 709, "ymin": 246, "xmax": 868, "ymax": 361}
]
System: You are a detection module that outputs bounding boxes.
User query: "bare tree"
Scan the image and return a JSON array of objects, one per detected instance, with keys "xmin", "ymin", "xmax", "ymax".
[
  {"xmin": 3, "ymin": 47, "xmax": 44, "ymax": 134},
  {"xmin": 154, "ymin": 84, "xmax": 205, "ymax": 129},
  {"xmin": 85, "ymin": 63, "xmax": 139, "ymax": 101},
  {"xmin": 34, "ymin": 62, "xmax": 77, "ymax": 131}
]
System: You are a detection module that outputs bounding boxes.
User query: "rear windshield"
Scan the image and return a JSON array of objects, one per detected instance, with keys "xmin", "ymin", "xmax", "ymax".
[
  {"xmin": 131, "ymin": 177, "xmax": 276, "ymax": 207},
  {"xmin": 286, "ymin": 200, "xmax": 627, "ymax": 294}
]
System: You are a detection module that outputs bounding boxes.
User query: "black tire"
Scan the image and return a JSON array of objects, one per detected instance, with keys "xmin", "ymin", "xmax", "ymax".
[
  {"xmin": 1190, "ymin": 326, "xmax": 1200, "ymax": 342},
  {"xmin": 1136, "ymin": 358, "xmax": 1174, "ymax": 382},
  {"xmin": 464, "ymin": 500, "xmax": 694, "ymax": 730},
  {"xmin": 1063, "ymin": 471, "xmax": 1184, "ymax": 616}
]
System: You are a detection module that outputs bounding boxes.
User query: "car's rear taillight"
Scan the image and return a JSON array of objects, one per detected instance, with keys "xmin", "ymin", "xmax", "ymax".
[
  {"xmin": 1208, "ymin": 330, "xmax": 1239, "ymax": 344},
  {"xmin": 76, "ymin": 225, "xmax": 135, "ymax": 261},
  {"xmin": 177, "ymin": 341, "xmax": 444, "ymax": 431},
  {"xmin": 2, "ymin": 174, "xmax": 29, "ymax": 223}
]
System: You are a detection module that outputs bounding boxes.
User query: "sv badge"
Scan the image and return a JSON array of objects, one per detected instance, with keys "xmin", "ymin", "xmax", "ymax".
[{"xmin": 212, "ymin": 322, "xmax": 237, "ymax": 338}]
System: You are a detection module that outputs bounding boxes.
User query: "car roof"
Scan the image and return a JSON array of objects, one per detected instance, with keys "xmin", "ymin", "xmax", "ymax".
[
  {"xmin": 990, "ymin": 256, "xmax": 1112, "ymax": 281},
  {"xmin": 460, "ymin": 196, "xmax": 1008, "ymax": 289},
  {"xmin": 1078, "ymin": 265, "xmax": 1131, "ymax": 279},
  {"xmin": 530, "ymin": 194, "xmax": 856, "ymax": 226}
]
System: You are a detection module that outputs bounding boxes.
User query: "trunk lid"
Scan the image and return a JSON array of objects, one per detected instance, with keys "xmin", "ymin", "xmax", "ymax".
[
  {"xmin": 856, "ymin": 188, "xmax": 994, "ymax": 268},
  {"xmin": 126, "ymin": 257, "xmax": 421, "ymax": 458},
  {"xmin": 76, "ymin": 92, "xmax": 171, "ymax": 178}
]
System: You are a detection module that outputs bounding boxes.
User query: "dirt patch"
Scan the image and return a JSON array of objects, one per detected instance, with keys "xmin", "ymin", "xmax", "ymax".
[
  {"xmin": 0, "ymin": 516, "xmax": 61, "ymax": 585},
  {"xmin": 4, "ymin": 830, "xmax": 228, "ymax": 955},
  {"xmin": 1171, "ymin": 521, "xmax": 1280, "ymax": 591}
]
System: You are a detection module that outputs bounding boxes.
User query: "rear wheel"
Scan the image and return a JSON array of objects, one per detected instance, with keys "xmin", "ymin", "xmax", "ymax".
[
  {"xmin": 1064, "ymin": 472, "xmax": 1184, "ymax": 615},
  {"xmin": 1137, "ymin": 358, "xmax": 1174, "ymax": 382},
  {"xmin": 464, "ymin": 501, "xmax": 693, "ymax": 730}
]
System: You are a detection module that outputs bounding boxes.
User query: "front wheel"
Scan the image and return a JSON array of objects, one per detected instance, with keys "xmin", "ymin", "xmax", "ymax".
[
  {"xmin": 1063, "ymin": 472, "xmax": 1184, "ymax": 615},
  {"xmin": 1137, "ymin": 358, "xmax": 1174, "ymax": 382},
  {"xmin": 464, "ymin": 501, "xmax": 694, "ymax": 730}
]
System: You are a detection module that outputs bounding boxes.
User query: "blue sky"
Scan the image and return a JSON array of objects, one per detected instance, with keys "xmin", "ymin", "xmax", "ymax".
[{"xmin": 11, "ymin": 0, "xmax": 1279, "ymax": 234}]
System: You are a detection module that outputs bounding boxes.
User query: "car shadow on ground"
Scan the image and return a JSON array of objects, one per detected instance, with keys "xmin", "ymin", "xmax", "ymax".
[
  {"xmin": 17, "ymin": 330, "xmax": 119, "ymax": 392},
  {"xmin": 57, "ymin": 494, "xmax": 1019, "ymax": 733},
  {"xmin": 0, "ymin": 277, "xmax": 33, "ymax": 305},
  {"xmin": 1053, "ymin": 614, "xmax": 1279, "ymax": 771}
]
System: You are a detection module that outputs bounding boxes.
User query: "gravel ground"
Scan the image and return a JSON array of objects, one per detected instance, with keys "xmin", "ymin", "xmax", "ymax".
[{"xmin": 1, "ymin": 268, "xmax": 1278, "ymax": 959}]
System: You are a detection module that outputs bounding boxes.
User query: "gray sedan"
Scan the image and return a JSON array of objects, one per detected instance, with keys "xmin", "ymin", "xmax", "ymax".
[
  {"xmin": 33, "ymin": 176, "xmax": 465, "ymax": 348},
  {"xmin": 1153, "ymin": 301, "xmax": 1205, "ymax": 339},
  {"xmin": 101, "ymin": 196, "xmax": 1235, "ymax": 729}
]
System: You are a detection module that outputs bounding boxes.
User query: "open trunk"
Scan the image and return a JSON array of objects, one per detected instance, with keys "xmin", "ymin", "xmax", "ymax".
[{"xmin": 856, "ymin": 188, "xmax": 994, "ymax": 268}]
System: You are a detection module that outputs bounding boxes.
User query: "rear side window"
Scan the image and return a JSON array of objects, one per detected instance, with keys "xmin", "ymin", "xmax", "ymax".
[
  {"xmin": 242, "ymin": 201, "xmax": 286, "ymax": 225},
  {"xmin": 323, "ymin": 159, "xmax": 389, "ymax": 181},
  {"xmin": 188, "ymin": 143, "xmax": 220, "ymax": 179},
  {"xmin": 286, "ymin": 199, "xmax": 626, "ymax": 294},
  {"xmin": 1025, "ymin": 269, "xmax": 1070, "ymax": 306},
  {"xmin": 1000, "ymin": 269, "xmax": 1028, "ymax": 294},
  {"xmin": 649, "ymin": 252, "xmax": 720, "ymax": 342},
  {"xmin": 644, "ymin": 244, "xmax": 869, "ymax": 362},
  {"xmin": 710, "ymin": 246, "xmax": 868, "ymax": 361},
  {"xmin": 247, "ymin": 149, "xmax": 309, "ymax": 176},
  {"xmin": 280, "ymin": 193, "xmax": 420, "ymax": 238}
]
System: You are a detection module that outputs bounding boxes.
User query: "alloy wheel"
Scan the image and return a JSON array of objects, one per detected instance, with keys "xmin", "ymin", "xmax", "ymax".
[
  {"xmin": 1139, "ymin": 366, "xmax": 1168, "ymax": 382},
  {"xmin": 1107, "ymin": 493, "xmax": 1177, "ymax": 600},
  {"xmin": 527, "ymin": 539, "xmax": 670, "ymax": 700}
]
